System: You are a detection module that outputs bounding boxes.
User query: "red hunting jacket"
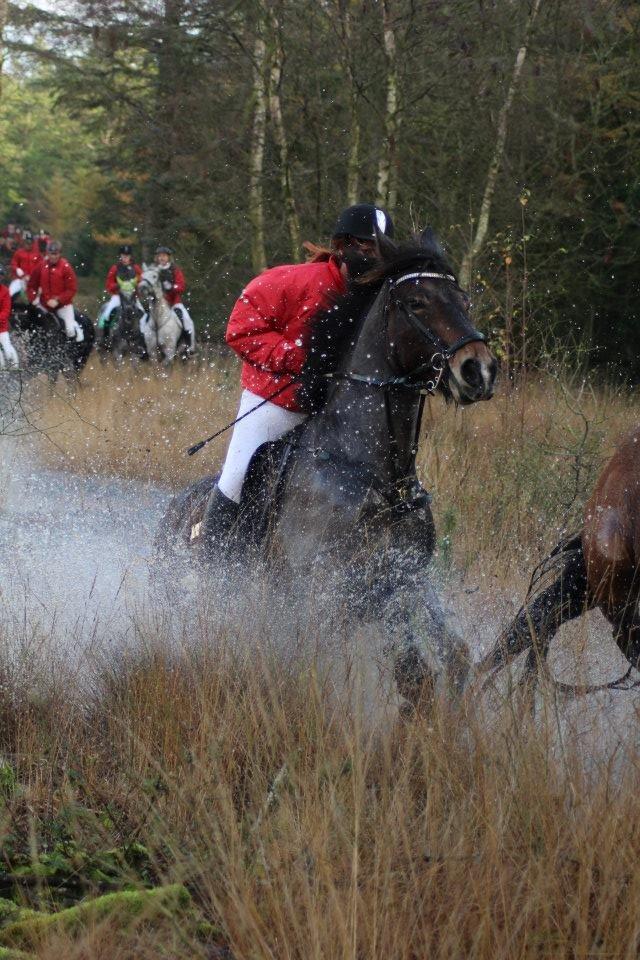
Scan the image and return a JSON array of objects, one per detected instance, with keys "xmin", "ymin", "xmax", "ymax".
[
  {"xmin": 225, "ymin": 257, "xmax": 345, "ymax": 411},
  {"xmin": 0, "ymin": 284, "xmax": 11, "ymax": 334},
  {"xmin": 28, "ymin": 257, "xmax": 78, "ymax": 308},
  {"xmin": 11, "ymin": 248, "xmax": 42, "ymax": 279},
  {"xmin": 160, "ymin": 265, "xmax": 186, "ymax": 307},
  {"xmin": 106, "ymin": 263, "xmax": 142, "ymax": 295}
]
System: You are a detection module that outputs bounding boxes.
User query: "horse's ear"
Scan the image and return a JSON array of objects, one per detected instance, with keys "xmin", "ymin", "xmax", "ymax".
[
  {"xmin": 376, "ymin": 228, "xmax": 398, "ymax": 262},
  {"xmin": 420, "ymin": 226, "xmax": 445, "ymax": 258}
]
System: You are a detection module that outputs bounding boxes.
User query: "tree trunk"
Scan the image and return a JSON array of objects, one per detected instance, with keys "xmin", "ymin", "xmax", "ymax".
[
  {"xmin": 376, "ymin": 0, "xmax": 399, "ymax": 213},
  {"xmin": 0, "ymin": 0, "xmax": 8, "ymax": 99},
  {"xmin": 459, "ymin": 0, "xmax": 543, "ymax": 288},
  {"xmin": 267, "ymin": 10, "xmax": 301, "ymax": 262},
  {"xmin": 249, "ymin": 29, "xmax": 268, "ymax": 274},
  {"xmin": 339, "ymin": 0, "xmax": 361, "ymax": 206}
]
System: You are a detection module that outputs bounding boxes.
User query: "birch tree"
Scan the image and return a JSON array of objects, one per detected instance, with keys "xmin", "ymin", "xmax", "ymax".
[
  {"xmin": 337, "ymin": 0, "xmax": 361, "ymax": 206},
  {"xmin": 267, "ymin": 7, "xmax": 301, "ymax": 262},
  {"xmin": 459, "ymin": 0, "xmax": 544, "ymax": 288},
  {"xmin": 0, "ymin": 0, "xmax": 8, "ymax": 98},
  {"xmin": 376, "ymin": 0, "xmax": 399, "ymax": 213},
  {"xmin": 249, "ymin": 27, "xmax": 268, "ymax": 273}
]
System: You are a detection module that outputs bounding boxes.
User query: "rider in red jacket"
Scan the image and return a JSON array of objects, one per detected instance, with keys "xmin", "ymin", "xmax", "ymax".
[
  {"xmin": 27, "ymin": 241, "xmax": 83, "ymax": 342},
  {"xmin": 9, "ymin": 231, "xmax": 41, "ymax": 299},
  {"xmin": 0, "ymin": 264, "xmax": 19, "ymax": 368},
  {"xmin": 200, "ymin": 202, "xmax": 394, "ymax": 557},
  {"xmin": 98, "ymin": 245, "xmax": 142, "ymax": 329},
  {"xmin": 153, "ymin": 246, "xmax": 195, "ymax": 353}
]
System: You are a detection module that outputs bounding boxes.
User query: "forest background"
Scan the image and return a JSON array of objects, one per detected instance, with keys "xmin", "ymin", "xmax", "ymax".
[{"xmin": 0, "ymin": 0, "xmax": 638, "ymax": 373}]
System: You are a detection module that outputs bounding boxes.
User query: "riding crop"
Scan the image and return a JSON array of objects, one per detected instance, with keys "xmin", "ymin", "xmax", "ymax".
[{"xmin": 187, "ymin": 379, "xmax": 297, "ymax": 456}]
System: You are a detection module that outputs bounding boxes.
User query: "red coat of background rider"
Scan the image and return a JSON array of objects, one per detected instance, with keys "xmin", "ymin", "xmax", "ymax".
[
  {"xmin": 0, "ymin": 284, "xmax": 11, "ymax": 334},
  {"xmin": 161, "ymin": 266, "xmax": 186, "ymax": 307},
  {"xmin": 27, "ymin": 257, "xmax": 78, "ymax": 307},
  {"xmin": 11, "ymin": 247, "xmax": 42, "ymax": 279},
  {"xmin": 105, "ymin": 262, "xmax": 142, "ymax": 294},
  {"xmin": 225, "ymin": 255, "xmax": 345, "ymax": 411}
]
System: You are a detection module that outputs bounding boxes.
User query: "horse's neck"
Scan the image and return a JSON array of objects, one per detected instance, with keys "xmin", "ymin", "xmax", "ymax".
[
  {"xmin": 152, "ymin": 286, "xmax": 173, "ymax": 327},
  {"xmin": 306, "ymin": 304, "xmax": 424, "ymax": 484}
]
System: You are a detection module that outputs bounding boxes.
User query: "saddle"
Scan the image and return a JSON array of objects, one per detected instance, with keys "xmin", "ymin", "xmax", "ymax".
[
  {"xmin": 188, "ymin": 427, "xmax": 304, "ymax": 552},
  {"xmin": 237, "ymin": 425, "xmax": 306, "ymax": 546}
]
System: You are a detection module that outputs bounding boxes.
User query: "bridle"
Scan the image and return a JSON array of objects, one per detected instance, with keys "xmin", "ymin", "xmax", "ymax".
[{"xmin": 335, "ymin": 270, "xmax": 487, "ymax": 396}]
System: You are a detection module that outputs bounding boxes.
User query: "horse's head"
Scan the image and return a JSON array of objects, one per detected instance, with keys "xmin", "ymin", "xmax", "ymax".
[
  {"xmin": 137, "ymin": 264, "xmax": 161, "ymax": 311},
  {"xmin": 370, "ymin": 229, "xmax": 497, "ymax": 404}
]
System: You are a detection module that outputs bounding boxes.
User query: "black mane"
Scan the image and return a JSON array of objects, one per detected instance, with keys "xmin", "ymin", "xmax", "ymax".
[{"xmin": 297, "ymin": 240, "xmax": 457, "ymax": 414}]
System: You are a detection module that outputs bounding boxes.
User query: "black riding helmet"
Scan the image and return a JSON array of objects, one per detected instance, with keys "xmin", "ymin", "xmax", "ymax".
[
  {"xmin": 155, "ymin": 245, "xmax": 173, "ymax": 256},
  {"xmin": 332, "ymin": 203, "xmax": 395, "ymax": 241},
  {"xmin": 119, "ymin": 243, "xmax": 133, "ymax": 256}
]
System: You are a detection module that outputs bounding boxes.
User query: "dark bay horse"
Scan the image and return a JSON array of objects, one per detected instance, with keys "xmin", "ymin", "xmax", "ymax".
[
  {"xmin": 11, "ymin": 302, "xmax": 94, "ymax": 380},
  {"xmin": 109, "ymin": 290, "xmax": 147, "ymax": 361},
  {"xmin": 476, "ymin": 425, "xmax": 640, "ymax": 691},
  {"xmin": 156, "ymin": 231, "xmax": 497, "ymax": 706}
]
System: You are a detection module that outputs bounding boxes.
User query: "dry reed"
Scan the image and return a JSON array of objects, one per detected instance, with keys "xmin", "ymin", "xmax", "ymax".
[
  {"xmin": 1, "ymin": 620, "xmax": 640, "ymax": 959},
  {"xmin": 4, "ymin": 360, "xmax": 640, "ymax": 956}
]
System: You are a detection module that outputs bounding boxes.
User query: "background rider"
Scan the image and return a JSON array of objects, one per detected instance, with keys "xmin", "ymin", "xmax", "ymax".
[
  {"xmin": 27, "ymin": 240, "xmax": 84, "ymax": 343},
  {"xmin": 0, "ymin": 264, "xmax": 19, "ymax": 368},
  {"xmin": 9, "ymin": 231, "xmax": 42, "ymax": 301},
  {"xmin": 98, "ymin": 244, "xmax": 142, "ymax": 329},
  {"xmin": 151, "ymin": 245, "xmax": 196, "ymax": 354}
]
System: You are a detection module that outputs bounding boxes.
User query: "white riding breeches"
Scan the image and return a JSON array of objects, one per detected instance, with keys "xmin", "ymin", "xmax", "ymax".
[
  {"xmin": 0, "ymin": 331, "xmax": 19, "ymax": 369},
  {"xmin": 41, "ymin": 303, "xmax": 83, "ymax": 342},
  {"xmin": 9, "ymin": 278, "xmax": 25, "ymax": 297},
  {"xmin": 173, "ymin": 303, "xmax": 195, "ymax": 337},
  {"xmin": 218, "ymin": 389, "xmax": 307, "ymax": 503},
  {"xmin": 99, "ymin": 294, "xmax": 121, "ymax": 322},
  {"xmin": 58, "ymin": 304, "xmax": 80, "ymax": 340}
]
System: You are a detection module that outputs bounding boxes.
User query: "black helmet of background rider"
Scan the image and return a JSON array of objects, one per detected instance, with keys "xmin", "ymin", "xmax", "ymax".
[
  {"xmin": 331, "ymin": 203, "xmax": 394, "ymax": 276},
  {"xmin": 21, "ymin": 230, "xmax": 33, "ymax": 247},
  {"xmin": 119, "ymin": 243, "xmax": 133, "ymax": 265}
]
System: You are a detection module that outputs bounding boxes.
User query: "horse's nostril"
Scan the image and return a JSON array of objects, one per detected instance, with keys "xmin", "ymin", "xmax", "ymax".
[{"xmin": 461, "ymin": 357, "xmax": 482, "ymax": 388}]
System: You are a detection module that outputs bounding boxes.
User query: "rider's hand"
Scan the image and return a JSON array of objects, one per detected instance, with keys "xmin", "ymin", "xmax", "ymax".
[
  {"xmin": 47, "ymin": 298, "xmax": 59, "ymax": 308},
  {"xmin": 162, "ymin": 280, "xmax": 174, "ymax": 291},
  {"xmin": 16, "ymin": 268, "xmax": 24, "ymax": 278}
]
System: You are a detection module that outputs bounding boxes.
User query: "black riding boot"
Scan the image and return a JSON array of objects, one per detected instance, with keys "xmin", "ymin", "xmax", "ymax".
[{"xmin": 199, "ymin": 485, "xmax": 240, "ymax": 561}]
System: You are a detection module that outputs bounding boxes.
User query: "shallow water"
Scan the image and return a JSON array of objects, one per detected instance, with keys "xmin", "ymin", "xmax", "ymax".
[
  {"xmin": 2, "ymin": 436, "xmax": 640, "ymax": 774},
  {"xmin": 0, "ymin": 441, "xmax": 170, "ymax": 659}
]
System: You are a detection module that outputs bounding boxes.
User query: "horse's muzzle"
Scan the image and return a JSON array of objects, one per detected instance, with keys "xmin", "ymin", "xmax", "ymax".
[{"xmin": 454, "ymin": 355, "xmax": 497, "ymax": 403}]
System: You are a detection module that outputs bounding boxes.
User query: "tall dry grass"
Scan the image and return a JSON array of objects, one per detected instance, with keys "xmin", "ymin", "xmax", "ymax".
[
  {"xmin": 24, "ymin": 357, "xmax": 640, "ymax": 577},
  {"xmin": 1, "ymin": 619, "xmax": 640, "ymax": 959},
  {"xmin": 7, "ymin": 358, "xmax": 640, "ymax": 957}
]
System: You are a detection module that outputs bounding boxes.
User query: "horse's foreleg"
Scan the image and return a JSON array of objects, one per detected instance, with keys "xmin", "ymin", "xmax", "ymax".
[
  {"xmin": 475, "ymin": 543, "xmax": 590, "ymax": 679},
  {"xmin": 384, "ymin": 573, "xmax": 471, "ymax": 708}
]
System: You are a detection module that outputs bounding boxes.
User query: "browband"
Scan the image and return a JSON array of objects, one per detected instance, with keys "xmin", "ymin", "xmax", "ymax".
[{"xmin": 389, "ymin": 271, "xmax": 457, "ymax": 288}]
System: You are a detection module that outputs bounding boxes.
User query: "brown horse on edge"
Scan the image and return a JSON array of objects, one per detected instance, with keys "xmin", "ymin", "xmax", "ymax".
[{"xmin": 476, "ymin": 425, "xmax": 640, "ymax": 689}]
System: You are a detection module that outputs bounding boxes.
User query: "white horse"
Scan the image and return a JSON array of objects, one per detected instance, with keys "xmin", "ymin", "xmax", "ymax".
[{"xmin": 137, "ymin": 264, "xmax": 188, "ymax": 363}]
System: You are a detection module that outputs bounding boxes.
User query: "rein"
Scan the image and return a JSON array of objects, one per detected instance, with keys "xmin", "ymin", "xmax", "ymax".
[
  {"xmin": 333, "ymin": 271, "xmax": 486, "ymax": 396},
  {"xmin": 187, "ymin": 268, "xmax": 486, "ymax": 457}
]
